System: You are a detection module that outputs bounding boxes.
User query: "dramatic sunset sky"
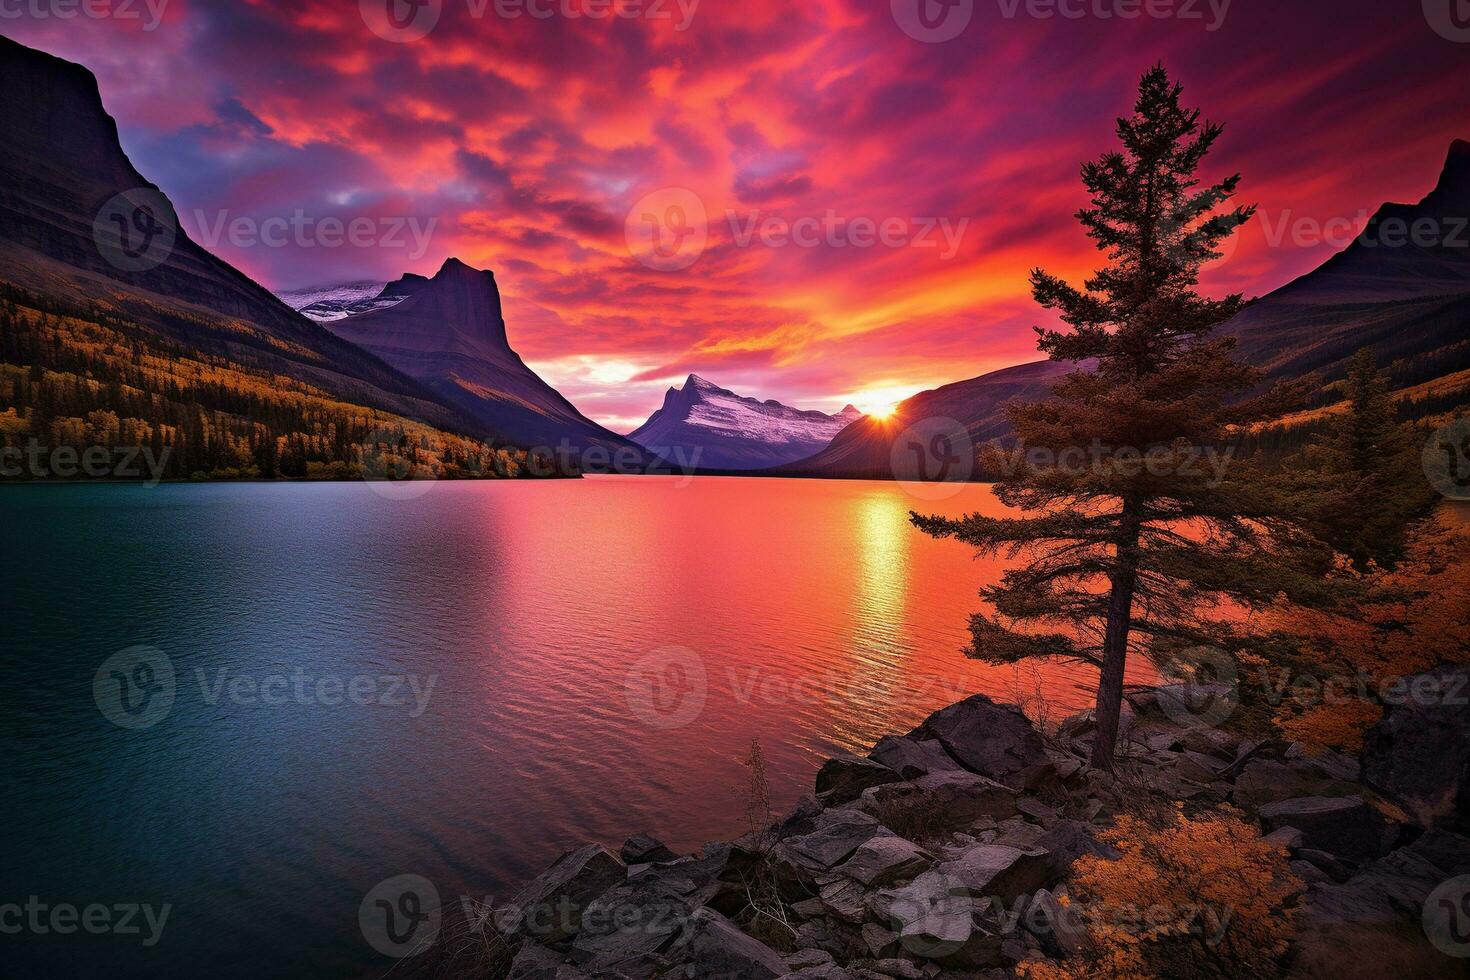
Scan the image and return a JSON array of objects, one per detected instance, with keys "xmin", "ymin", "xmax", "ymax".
[{"xmin": 4, "ymin": 2, "xmax": 1467, "ymax": 429}]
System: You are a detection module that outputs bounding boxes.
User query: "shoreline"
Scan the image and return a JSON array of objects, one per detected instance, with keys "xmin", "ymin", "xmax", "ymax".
[{"xmin": 442, "ymin": 671, "xmax": 1470, "ymax": 979}]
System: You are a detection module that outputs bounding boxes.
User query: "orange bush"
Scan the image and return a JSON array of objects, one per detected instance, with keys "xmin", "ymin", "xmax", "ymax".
[{"xmin": 1021, "ymin": 805, "xmax": 1301, "ymax": 979}]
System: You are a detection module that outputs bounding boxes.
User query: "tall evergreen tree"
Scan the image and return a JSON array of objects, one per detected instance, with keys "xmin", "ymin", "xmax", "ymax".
[
  {"xmin": 1286, "ymin": 349, "xmax": 1437, "ymax": 570},
  {"xmin": 913, "ymin": 66, "xmax": 1339, "ymax": 769}
]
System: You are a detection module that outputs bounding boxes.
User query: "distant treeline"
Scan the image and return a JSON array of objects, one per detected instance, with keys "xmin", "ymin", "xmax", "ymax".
[{"xmin": 0, "ymin": 284, "xmax": 536, "ymax": 482}]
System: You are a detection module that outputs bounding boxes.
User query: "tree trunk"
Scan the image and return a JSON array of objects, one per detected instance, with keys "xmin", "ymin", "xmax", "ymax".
[{"xmin": 1090, "ymin": 500, "xmax": 1143, "ymax": 771}]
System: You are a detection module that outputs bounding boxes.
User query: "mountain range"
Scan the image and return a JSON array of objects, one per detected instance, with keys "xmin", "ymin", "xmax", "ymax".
[
  {"xmin": 3, "ymin": 31, "xmax": 1467, "ymax": 486},
  {"xmin": 311, "ymin": 260, "xmax": 644, "ymax": 457},
  {"xmin": 627, "ymin": 375, "xmax": 862, "ymax": 470},
  {"xmin": 0, "ymin": 34, "xmax": 472, "ymax": 438},
  {"xmin": 782, "ymin": 140, "xmax": 1470, "ymax": 480}
]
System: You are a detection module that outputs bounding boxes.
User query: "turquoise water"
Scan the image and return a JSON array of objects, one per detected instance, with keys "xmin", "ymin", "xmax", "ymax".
[{"xmin": 0, "ymin": 479, "xmax": 1108, "ymax": 977}]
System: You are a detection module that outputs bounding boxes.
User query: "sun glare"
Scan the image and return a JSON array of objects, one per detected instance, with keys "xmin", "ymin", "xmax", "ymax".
[{"xmin": 849, "ymin": 385, "xmax": 915, "ymax": 421}]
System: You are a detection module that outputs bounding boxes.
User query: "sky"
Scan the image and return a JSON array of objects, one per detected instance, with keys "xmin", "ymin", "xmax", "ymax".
[{"xmin": 3, "ymin": 1, "xmax": 1468, "ymax": 430}]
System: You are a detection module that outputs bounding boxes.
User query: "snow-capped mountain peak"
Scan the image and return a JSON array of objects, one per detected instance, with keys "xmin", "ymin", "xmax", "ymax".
[{"xmin": 629, "ymin": 375, "xmax": 864, "ymax": 471}]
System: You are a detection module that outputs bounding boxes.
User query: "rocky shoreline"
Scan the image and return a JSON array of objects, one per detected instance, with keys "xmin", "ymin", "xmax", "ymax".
[{"xmin": 483, "ymin": 667, "xmax": 1470, "ymax": 979}]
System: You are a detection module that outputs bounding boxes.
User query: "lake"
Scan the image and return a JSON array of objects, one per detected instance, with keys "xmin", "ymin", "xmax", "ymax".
[{"xmin": 0, "ymin": 477, "xmax": 1143, "ymax": 977}]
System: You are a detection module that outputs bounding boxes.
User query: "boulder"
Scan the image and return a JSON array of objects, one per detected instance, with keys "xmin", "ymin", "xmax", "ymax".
[
  {"xmin": 937, "ymin": 845, "xmax": 1052, "ymax": 901},
  {"xmin": 1262, "ymin": 826, "xmax": 1304, "ymax": 851},
  {"xmin": 1296, "ymin": 848, "xmax": 1354, "ymax": 883},
  {"xmin": 875, "ymin": 870, "xmax": 975, "ymax": 961},
  {"xmin": 860, "ymin": 922, "xmax": 899, "ymax": 958},
  {"xmin": 782, "ymin": 809, "xmax": 888, "ymax": 871},
  {"xmin": 816, "ymin": 755, "xmax": 903, "ymax": 805},
  {"xmin": 507, "ymin": 844, "xmax": 626, "ymax": 943},
  {"xmin": 570, "ymin": 850, "xmax": 726, "ymax": 970},
  {"xmin": 834, "ymin": 836, "xmax": 932, "ymax": 887},
  {"xmin": 1300, "ymin": 830, "xmax": 1470, "ymax": 936},
  {"xmin": 1023, "ymin": 888, "xmax": 1086, "ymax": 957},
  {"xmin": 1361, "ymin": 665, "xmax": 1470, "ymax": 831},
  {"xmin": 1035, "ymin": 820, "xmax": 1113, "ymax": 880},
  {"xmin": 818, "ymin": 876, "xmax": 869, "ymax": 923},
  {"xmin": 784, "ymin": 948, "xmax": 835, "ymax": 970},
  {"xmin": 906, "ymin": 695, "xmax": 1048, "ymax": 788},
  {"xmin": 868, "ymin": 736, "xmax": 966, "ymax": 779},
  {"xmin": 1257, "ymin": 796, "xmax": 1387, "ymax": 862},
  {"xmin": 620, "ymin": 834, "xmax": 679, "ymax": 865},
  {"xmin": 1232, "ymin": 758, "xmax": 1360, "ymax": 811},
  {"xmin": 669, "ymin": 907, "xmax": 788, "ymax": 979},
  {"xmin": 857, "ymin": 771, "xmax": 1019, "ymax": 834}
]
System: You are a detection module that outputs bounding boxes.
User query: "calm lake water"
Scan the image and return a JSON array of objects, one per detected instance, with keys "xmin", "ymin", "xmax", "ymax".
[{"xmin": 0, "ymin": 477, "xmax": 1144, "ymax": 977}]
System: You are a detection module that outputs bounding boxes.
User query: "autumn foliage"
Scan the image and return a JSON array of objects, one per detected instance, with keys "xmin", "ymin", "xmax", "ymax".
[
  {"xmin": 1248, "ymin": 514, "xmax": 1470, "ymax": 752},
  {"xmin": 0, "ymin": 286, "xmax": 536, "ymax": 481},
  {"xmin": 1021, "ymin": 805, "xmax": 1301, "ymax": 980}
]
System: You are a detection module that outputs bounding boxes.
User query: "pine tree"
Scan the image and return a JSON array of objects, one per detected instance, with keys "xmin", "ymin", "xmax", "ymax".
[
  {"xmin": 913, "ymin": 66, "xmax": 1339, "ymax": 770},
  {"xmin": 1286, "ymin": 349, "xmax": 1437, "ymax": 570}
]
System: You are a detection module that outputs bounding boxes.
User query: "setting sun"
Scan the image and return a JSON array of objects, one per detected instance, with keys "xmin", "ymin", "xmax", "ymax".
[{"xmin": 849, "ymin": 385, "xmax": 916, "ymax": 420}]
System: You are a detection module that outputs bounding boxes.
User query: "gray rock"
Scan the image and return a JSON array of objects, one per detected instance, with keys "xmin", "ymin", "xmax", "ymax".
[
  {"xmin": 1015, "ymin": 797, "xmax": 1057, "ymax": 825},
  {"xmin": 878, "ymin": 871, "xmax": 974, "ymax": 961},
  {"xmin": 1262, "ymin": 826, "xmax": 1304, "ymax": 851},
  {"xmin": 783, "ymin": 809, "xmax": 888, "ymax": 870},
  {"xmin": 784, "ymin": 948, "xmax": 835, "ymax": 970},
  {"xmin": 1291, "ymin": 859, "xmax": 1331, "ymax": 885},
  {"xmin": 1035, "ymin": 820, "xmax": 1113, "ymax": 880},
  {"xmin": 858, "ymin": 772, "xmax": 1019, "ymax": 833},
  {"xmin": 818, "ymin": 876, "xmax": 869, "ymax": 924},
  {"xmin": 793, "ymin": 917, "xmax": 851, "ymax": 959},
  {"xmin": 1302, "ymin": 829, "xmax": 1470, "ymax": 930},
  {"xmin": 871, "ymin": 958, "xmax": 923, "ymax": 979},
  {"xmin": 906, "ymin": 695, "xmax": 1048, "ymax": 788},
  {"xmin": 1022, "ymin": 888, "xmax": 1086, "ymax": 957},
  {"xmin": 937, "ymin": 845, "xmax": 1051, "ymax": 901},
  {"xmin": 991, "ymin": 819, "xmax": 1047, "ymax": 851},
  {"xmin": 835, "ymin": 835, "xmax": 932, "ymax": 887},
  {"xmin": 570, "ymin": 851, "xmax": 726, "ymax": 969},
  {"xmin": 621, "ymin": 834, "xmax": 678, "ymax": 865},
  {"xmin": 1296, "ymin": 848, "xmax": 1354, "ymax": 883},
  {"xmin": 1257, "ymin": 796, "xmax": 1387, "ymax": 862},
  {"xmin": 861, "ymin": 922, "xmax": 899, "ymax": 958},
  {"xmin": 817, "ymin": 755, "xmax": 903, "ymax": 805},
  {"xmin": 508, "ymin": 844, "xmax": 626, "ymax": 942},
  {"xmin": 1232, "ymin": 758, "xmax": 1358, "ymax": 811},
  {"xmin": 781, "ymin": 965, "xmax": 854, "ymax": 980},
  {"xmin": 1287, "ymin": 742, "xmax": 1361, "ymax": 782},
  {"xmin": 670, "ymin": 907, "xmax": 788, "ymax": 979},
  {"xmin": 1361, "ymin": 665, "xmax": 1470, "ymax": 831},
  {"xmin": 1180, "ymin": 727, "xmax": 1239, "ymax": 760},
  {"xmin": 869, "ymin": 736, "xmax": 966, "ymax": 779},
  {"xmin": 791, "ymin": 898, "xmax": 826, "ymax": 920}
]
